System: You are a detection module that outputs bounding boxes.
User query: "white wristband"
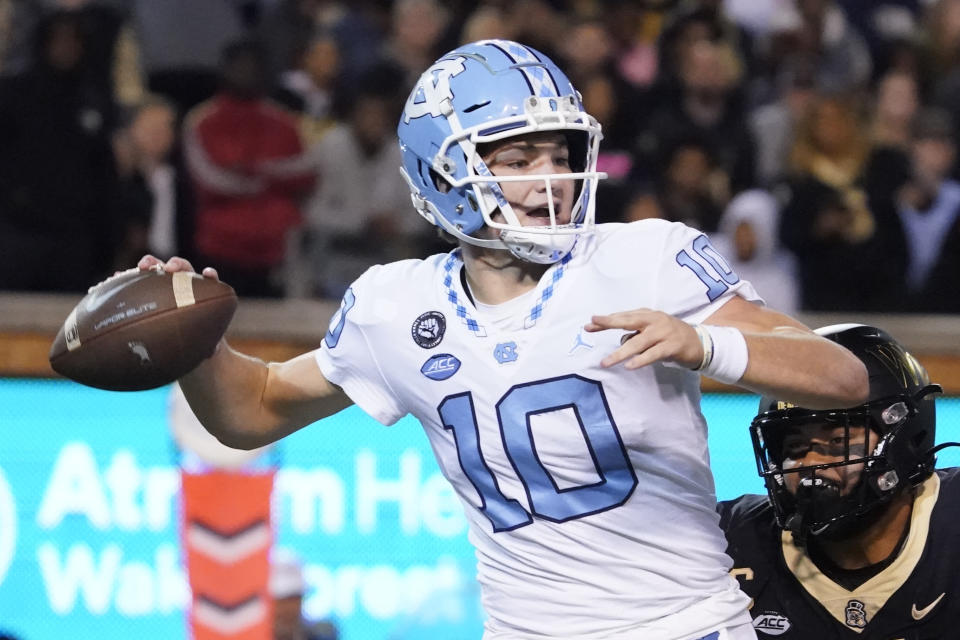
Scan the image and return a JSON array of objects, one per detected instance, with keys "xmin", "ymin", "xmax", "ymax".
[
  {"xmin": 692, "ymin": 324, "xmax": 748, "ymax": 384},
  {"xmin": 692, "ymin": 324, "xmax": 715, "ymax": 371}
]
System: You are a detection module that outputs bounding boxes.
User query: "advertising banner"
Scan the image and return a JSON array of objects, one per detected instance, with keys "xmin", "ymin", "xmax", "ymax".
[{"xmin": 1, "ymin": 379, "xmax": 957, "ymax": 639}]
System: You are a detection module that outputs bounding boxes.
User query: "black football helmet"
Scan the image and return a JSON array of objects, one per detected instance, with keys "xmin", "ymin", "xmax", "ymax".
[{"xmin": 750, "ymin": 324, "xmax": 942, "ymax": 543}]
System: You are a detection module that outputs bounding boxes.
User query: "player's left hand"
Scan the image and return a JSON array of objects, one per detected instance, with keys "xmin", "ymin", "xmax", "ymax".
[{"xmin": 585, "ymin": 309, "xmax": 702, "ymax": 370}]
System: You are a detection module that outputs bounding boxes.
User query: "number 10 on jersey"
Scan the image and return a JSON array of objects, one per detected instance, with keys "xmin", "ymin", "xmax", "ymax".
[{"xmin": 438, "ymin": 374, "xmax": 638, "ymax": 531}]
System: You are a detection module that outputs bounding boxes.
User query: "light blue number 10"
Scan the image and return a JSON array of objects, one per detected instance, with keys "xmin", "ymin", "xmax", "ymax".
[
  {"xmin": 676, "ymin": 235, "xmax": 740, "ymax": 301},
  {"xmin": 438, "ymin": 375, "xmax": 637, "ymax": 532}
]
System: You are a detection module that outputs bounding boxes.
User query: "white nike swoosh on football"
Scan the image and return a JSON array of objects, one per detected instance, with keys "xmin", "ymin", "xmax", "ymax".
[
  {"xmin": 911, "ymin": 592, "xmax": 945, "ymax": 620},
  {"xmin": 83, "ymin": 269, "xmax": 146, "ymax": 313}
]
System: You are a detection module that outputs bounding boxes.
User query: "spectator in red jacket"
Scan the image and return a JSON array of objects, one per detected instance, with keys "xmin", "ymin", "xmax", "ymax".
[{"xmin": 183, "ymin": 38, "xmax": 314, "ymax": 297}]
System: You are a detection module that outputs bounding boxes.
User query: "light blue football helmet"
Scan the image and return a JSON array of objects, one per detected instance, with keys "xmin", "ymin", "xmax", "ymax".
[{"xmin": 397, "ymin": 39, "xmax": 606, "ymax": 264}]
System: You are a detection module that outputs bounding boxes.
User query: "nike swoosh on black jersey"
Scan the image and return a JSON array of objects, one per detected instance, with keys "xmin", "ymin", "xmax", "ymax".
[{"xmin": 911, "ymin": 592, "xmax": 945, "ymax": 620}]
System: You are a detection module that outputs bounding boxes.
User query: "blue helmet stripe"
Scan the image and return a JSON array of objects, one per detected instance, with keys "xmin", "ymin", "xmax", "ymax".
[
  {"xmin": 487, "ymin": 41, "xmax": 559, "ymax": 98},
  {"xmin": 487, "ymin": 41, "xmax": 535, "ymax": 95},
  {"xmin": 505, "ymin": 42, "xmax": 561, "ymax": 98}
]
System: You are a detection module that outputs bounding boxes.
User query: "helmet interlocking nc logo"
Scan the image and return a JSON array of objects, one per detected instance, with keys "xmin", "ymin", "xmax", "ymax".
[{"xmin": 402, "ymin": 58, "xmax": 466, "ymax": 123}]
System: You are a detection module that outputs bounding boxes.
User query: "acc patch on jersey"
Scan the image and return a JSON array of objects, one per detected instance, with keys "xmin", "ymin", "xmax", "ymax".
[
  {"xmin": 421, "ymin": 354, "xmax": 461, "ymax": 381},
  {"xmin": 412, "ymin": 311, "xmax": 446, "ymax": 348},
  {"xmin": 752, "ymin": 611, "xmax": 791, "ymax": 636}
]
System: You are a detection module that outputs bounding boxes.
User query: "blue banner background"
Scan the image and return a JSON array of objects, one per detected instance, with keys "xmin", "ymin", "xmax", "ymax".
[{"xmin": 1, "ymin": 379, "xmax": 957, "ymax": 639}]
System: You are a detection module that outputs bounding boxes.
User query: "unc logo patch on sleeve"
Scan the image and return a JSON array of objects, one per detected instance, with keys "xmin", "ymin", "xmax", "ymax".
[{"xmin": 412, "ymin": 311, "xmax": 446, "ymax": 348}]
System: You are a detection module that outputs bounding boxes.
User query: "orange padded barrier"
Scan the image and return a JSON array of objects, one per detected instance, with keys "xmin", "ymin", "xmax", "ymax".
[{"xmin": 181, "ymin": 470, "xmax": 275, "ymax": 640}]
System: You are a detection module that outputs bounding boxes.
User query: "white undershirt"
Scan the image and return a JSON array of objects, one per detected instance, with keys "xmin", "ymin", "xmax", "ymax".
[{"xmin": 471, "ymin": 285, "xmax": 539, "ymax": 333}]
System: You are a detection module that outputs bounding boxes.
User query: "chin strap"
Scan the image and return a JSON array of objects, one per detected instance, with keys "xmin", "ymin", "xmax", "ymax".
[
  {"xmin": 785, "ymin": 476, "xmax": 838, "ymax": 547},
  {"xmin": 784, "ymin": 511, "xmax": 808, "ymax": 548},
  {"xmin": 499, "ymin": 227, "xmax": 577, "ymax": 264},
  {"xmin": 785, "ymin": 504, "xmax": 834, "ymax": 548},
  {"xmin": 784, "ymin": 478, "xmax": 817, "ymax": 547}
]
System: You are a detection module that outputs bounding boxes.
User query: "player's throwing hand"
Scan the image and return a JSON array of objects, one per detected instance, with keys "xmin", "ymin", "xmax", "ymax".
[
  {"xmin": 138, "ymin": 254, "xmax": 220, "ymax": 281},
  {"xmin": 585, "ymin": 309, "xmax": 703, "ymax": 370}
]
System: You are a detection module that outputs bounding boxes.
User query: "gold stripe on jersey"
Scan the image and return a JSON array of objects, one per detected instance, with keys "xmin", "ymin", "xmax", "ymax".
[{"xmin": 780, "ymin": 473, "xmax": 940, "ymax": 631}]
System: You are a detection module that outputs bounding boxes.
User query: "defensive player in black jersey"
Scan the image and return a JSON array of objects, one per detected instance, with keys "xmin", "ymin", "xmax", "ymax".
[{"xmin": 718, "ymin": 323, "xmax": 960, "ymax": 639}]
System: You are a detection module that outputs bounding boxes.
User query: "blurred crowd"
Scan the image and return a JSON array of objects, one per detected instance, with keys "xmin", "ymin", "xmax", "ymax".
[{"xmin": 1, "ymin": 0, "xmax": 959, "ymax": 312}]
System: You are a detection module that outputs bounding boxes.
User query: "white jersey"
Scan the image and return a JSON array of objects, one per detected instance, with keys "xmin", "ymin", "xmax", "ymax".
[{"xmin": 316, "ymin": 220, "xmax": 759, "ymax": 639}]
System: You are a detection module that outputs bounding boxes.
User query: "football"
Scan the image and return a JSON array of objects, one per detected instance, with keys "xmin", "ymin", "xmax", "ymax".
[{"xmin": 49, "ymin": 266, "xmax": 238, "ymax": 391}]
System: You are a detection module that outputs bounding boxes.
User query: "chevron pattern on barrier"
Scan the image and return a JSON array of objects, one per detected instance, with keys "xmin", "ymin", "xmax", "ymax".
[
  {"xmin": 181, "ymin": 470, "xmax": 275, "ymax": 640},
  {"xmin": 188, "ymin": 520, "xmax": 271, "ymax": 564},
  {"xmin": 194, "ymin": 595, "xmax": 268, "ymax": 635}
]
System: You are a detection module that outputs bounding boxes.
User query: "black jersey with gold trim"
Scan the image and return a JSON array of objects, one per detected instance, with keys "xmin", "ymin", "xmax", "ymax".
[{"xmin": 717, "ymin": 468, "xmax": 960, "ymax": 640}]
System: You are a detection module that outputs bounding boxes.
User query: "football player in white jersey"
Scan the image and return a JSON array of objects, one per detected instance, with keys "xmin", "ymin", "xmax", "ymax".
[{"xmin": 139, "ymin": 40, "xmax": 868, "ymax": 640}]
